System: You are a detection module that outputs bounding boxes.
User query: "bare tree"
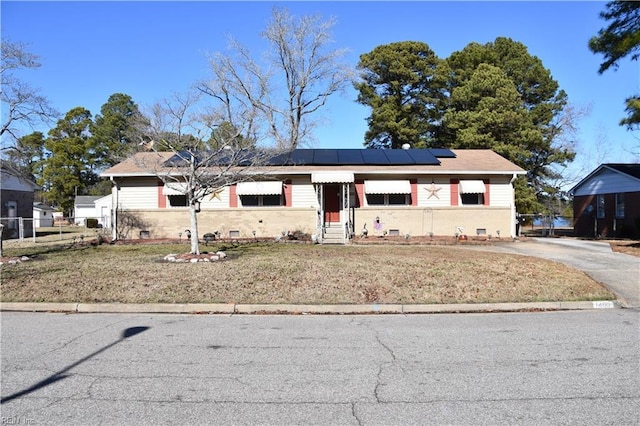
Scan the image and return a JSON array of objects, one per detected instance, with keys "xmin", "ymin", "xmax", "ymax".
[
  {"xmin": 131, "ymin": 90, "xmax": 285, "ymax": 255},
  {"xmin": 1, "ymin": 39, "xmax": 58, "ymax": 145},
  {"xmin": 201, "ymin": 7, "xmax": 354, "ymax": 150}
]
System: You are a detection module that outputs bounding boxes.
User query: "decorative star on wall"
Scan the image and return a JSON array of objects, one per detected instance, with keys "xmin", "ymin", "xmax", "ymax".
[
  {"xmin": 209, "ymin": 190, "xmax": 222, "ymax": 201},
  {"xmin": 425, "ymin": 182, "xmax": 441, "ymax": 199}
]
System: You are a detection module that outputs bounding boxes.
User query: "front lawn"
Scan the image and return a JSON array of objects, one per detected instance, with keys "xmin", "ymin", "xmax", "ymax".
[{"xmin": 0, "ymin": 240, "xmax": 613, "ymax": 304}]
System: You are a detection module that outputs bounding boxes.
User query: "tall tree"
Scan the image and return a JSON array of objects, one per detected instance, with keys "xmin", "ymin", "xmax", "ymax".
[
  {"xmin": 1, "ymin": 39, "xmax": 58, "ymax": 144},
  {"xmin": 354, "ymin": 41, "xmax": 445, "ymax": 149},
  {"xmin": 442, "ymin": 64, "xmax": 537, "ymax": 161},
  {"xmin": 201, "ymin": 7, "xmax": 353, "ymax": 149},
  {"xmin": 355, "ymin": 37, "xmax": 577, "ymax": 214},
  {"xmin": 443, "ymin": 38, "xmax": 576, "ymax": 213},
  {"xmin": 42, "ymin": 107, "xmax": 97, "ymax": 216},
  {"xmin": 589, "ymin": 1, "xmax": 640, "ymax": 130},
  {"xmin": 91, "ymin": 93, "xmax": 146, "ymax": 166}
]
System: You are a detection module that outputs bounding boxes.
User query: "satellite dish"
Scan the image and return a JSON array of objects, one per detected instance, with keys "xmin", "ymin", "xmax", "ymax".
[{"xmin": 402, "ymin": 143, "xmax": 411, "ymax": 150}]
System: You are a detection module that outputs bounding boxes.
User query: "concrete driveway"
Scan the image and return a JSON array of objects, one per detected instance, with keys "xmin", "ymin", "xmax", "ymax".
[{"xmin": 470, "ymin": 238, "xmax": 640, "ymax": 308}]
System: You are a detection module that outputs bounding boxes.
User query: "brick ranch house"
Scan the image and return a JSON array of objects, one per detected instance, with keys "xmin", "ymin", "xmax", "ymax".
[
  {"xmin": 100, "ymin": 148, "xmax": 525, "ymax": 244},
  {"xmin": 570, "ymin": 163, "xmax": 640, "ymax": 239}
]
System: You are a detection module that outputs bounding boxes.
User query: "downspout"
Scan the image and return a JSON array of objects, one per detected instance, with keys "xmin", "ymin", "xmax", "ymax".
[
  {"xmin": 111, "ymin": 177, "xmax": 118, "ymax": 241},
  {"xmin": 509, "ymin": 173, "xmax": 517, "ymax": 238}
]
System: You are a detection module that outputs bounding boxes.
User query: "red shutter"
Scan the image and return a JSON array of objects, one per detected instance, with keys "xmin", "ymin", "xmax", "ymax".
[
  {"xmin": 410, "ymin": 179, "xmax": 418, "ymax": 206},
  {"xmin": 450, "ymin": 179, "xmax": 459, "ymax": 206},
  {"xmin": 284, "ymin": 180, "xmax": 292, "ymax": 207},
  {"xmin": 229, "ymin": 184, "xmax": 237, "ymax": 208},
  {"xmin": 483, "ymin": 179, "xmax": 490, "ymax": 206},
  {"xmin": 355, "ymin": 180, "xmax": 364, "ymax": 207},
  {"xmin": 158, "ymin": 180, "xmax": 166, "ymax": 208}
]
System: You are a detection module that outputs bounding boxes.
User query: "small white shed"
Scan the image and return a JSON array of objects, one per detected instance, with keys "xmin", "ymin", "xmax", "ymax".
[
  {"xmin": 94, "ymin": 195, "xmax": 112, "ymax": 228},
  {"xmin": 33, "ymin": 202, "xmax": 56, "ymax": 227},
  {"xmin": 73, "ymin": 196, "xmax": 102, "ymax": 225}
]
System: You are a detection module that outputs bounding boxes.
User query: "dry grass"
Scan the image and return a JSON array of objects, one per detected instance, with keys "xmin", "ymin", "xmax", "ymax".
[
  {"xmin": 0, "ymin": 240, "xmax": 613, "ymax": 305},
  {"xmin": 608, "ymin": 240, "xmax": 640, "ymax": 257}
]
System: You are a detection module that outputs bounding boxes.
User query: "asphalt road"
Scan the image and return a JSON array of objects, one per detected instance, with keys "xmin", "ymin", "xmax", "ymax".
[
  {"xmin": 463, "ymin": 237, "xmax": 640, "ymax": 308},
  {"xmin": 1, "ymin": 310, "xmax": 638, "ymax": 425}
]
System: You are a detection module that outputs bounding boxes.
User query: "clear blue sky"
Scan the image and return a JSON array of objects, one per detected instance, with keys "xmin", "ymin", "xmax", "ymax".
[{"xmin": 2, "ymin": 1, "xmax": 639, "ymax": 180}]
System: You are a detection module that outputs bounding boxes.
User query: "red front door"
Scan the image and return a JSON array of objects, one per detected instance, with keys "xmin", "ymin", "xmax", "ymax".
[{"xmin": 323, "ymin": 184, "xmax": 341, "ymax": 223}]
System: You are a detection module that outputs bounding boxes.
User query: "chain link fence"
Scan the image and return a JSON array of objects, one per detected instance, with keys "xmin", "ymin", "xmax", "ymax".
[{"xmin": 1, "ymin": 216, "xmax": 110, "ymax": 244}]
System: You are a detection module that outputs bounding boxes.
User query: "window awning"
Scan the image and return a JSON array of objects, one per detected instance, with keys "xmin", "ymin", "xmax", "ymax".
[
  {"xmin": 311, "ymin": 172, "xmax": 354, "ymax": 183},
  {"xmin": 364, "ymin": 180, "xmax": 411, "ymax": 194},
  {"xmin": 162, "ymin": 182, "xmax": 188, "ymax": 195},
  {"xmin": 459, "ymin": 180, "xmax": 486, "ymax": 194},
  {"xmin": 236, "ymin": 181, "xmax": 283, "ymax": 195}
]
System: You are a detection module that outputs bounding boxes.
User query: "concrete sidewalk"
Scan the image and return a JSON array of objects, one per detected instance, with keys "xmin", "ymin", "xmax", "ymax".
[{"xmin": 0, "ymin": 300, "xmax": 621, "ymax": 315}]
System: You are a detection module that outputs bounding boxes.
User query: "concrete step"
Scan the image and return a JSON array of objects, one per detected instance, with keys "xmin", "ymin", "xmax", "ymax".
[{"xmin": 322, "ymin": 227, "xmax": 345, "ymax": 244}]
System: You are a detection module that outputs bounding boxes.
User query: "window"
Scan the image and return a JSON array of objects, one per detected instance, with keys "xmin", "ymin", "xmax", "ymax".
[
  {"xmin": 236, "ymin": 181, "xmax": 283, "ymax": 207},
  {"xmin": 459, "ymin": 180, "xmax": 486, "ymax": 205},
  {"xmin": 364, "ymin": 180, "xmax": 411, "ymax": 206},
  {"xmin": 6, "ymin": 201, "xmax": 17, "ymax": 229},
  {"xmin": 461, "ymin": 193, "xmax": 484, "ymax": 205},
  {"xmin": 615, "ymin": 193, "xmax": 625, "ymax": 218},
  {"xmin": 240, "ymin": 195, "xmax": 282, "ymax": 207},
  {"xmin": 168, "ymin": 195, "xmax": 188, "ymax": 207},
  {"xmin": 366, "ymin": 194, "xmax": 410, "ymax": 206},
  {"xmin": 597, "ymin": 195, "xmax": 605, "ymax": 219}
]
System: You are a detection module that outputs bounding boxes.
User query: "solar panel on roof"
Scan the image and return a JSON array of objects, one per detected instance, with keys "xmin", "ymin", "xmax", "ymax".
[
  {"xmin": 361, "ymin": 149, "xmax": 390, "ymax": 164},
  {"xmin": 428, "ymin": 148, "xmax": 456, "ymax": 158},
  {"xmin": 407, "ymin": 149, "xmax": 439, "ymax": 165},
  {"xmin": 384, "ymin": 149, "xmax": 416, "ymax": 164},
  {"xmin": 338, "ymin": 149, "xmax": 365, "ymax": 165},
  {"xmin": 313, "ymin": 149, "xmax": 340, "ymax": 164},
  {"xmin": 290, "ymin": 149, "xmax": 315, "ymax": 165}
]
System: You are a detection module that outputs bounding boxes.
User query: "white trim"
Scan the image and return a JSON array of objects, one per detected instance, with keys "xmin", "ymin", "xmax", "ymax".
[
  {"xmin": 311, "ymin": 172, "xmax": 354, "ymax": 183},
  {"xmin": 459, "ymin": 180, "xmax": 486, "ymax": 194},
  {"xmin": 236, "ymin": 181, "xmax": 283, "ymax": 195},
  {"xmin": 364, "ymin": 180, "xmax": 411, "ymax": 194}
]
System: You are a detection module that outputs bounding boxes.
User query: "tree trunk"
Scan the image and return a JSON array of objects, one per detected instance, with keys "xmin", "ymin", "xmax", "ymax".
[{"xmin": 189, "ymin": 204, "xmax": 199, "ymax": 255}]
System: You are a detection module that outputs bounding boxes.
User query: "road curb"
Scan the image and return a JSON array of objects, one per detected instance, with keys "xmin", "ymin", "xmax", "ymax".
[{"xmin": 0, "ymin": 300, "xmax": 621, "ymax": 314}]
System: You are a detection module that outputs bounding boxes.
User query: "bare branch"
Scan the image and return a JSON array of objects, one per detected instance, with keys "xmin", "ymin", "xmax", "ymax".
[
  {"xmin": 1, "ymin": 39, "xmax": 59, "ymax": 143},
  {"xmin": 200, "ymin": 7, "xmax": 354, "ymax": 150}
]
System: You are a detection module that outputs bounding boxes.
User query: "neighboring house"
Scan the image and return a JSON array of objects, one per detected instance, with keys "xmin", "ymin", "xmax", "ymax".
[
  {"xmin": 73, "ymin": 196, "xmax": 102, "ymax": 225},
  {"xmin": 100, "ymin": 148, "xmax": 525, "ymax": 243},
  {"xmin": 0, "ymin": 168, "xmax": 39, "ymax": 239},
  {"xmin": 570, "ymin": 163, "xmax": 640, "ymax": 239},
  {"xmin": 33, "ymin": 202, "xmax": 56, "ymax": 227}
]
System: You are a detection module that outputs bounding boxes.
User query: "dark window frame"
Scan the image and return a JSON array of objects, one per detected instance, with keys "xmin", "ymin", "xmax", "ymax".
[
  {"xmin": 366, "ymin": 193, "xmax": 410, "ymax": 206},
  {"xmin": 460, "ymin": 193, "xmax": 484, "ymax": 205},
  {"xmin": 240, "ymin": 194, "xmax": 283, "ymax": 207}
]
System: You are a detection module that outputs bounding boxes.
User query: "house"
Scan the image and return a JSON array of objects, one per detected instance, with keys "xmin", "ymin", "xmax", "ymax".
[
  {"xmin": 100, "ymin": 148, "xmax": 526, "ymax": 243},
  {"xmin": 0, "ymin": 168, "xmax": 39, "ymax": 239},
  {"xmin": 73, "ymin": 196, "xmax": 102, "ymax": 225},
  {"xmin": 570, "ymin": 163, "xmax": 640, "ymax": 239},
  {"xmin": 33, "ymin": 202, "xmax": 56, "ymax": 227}
]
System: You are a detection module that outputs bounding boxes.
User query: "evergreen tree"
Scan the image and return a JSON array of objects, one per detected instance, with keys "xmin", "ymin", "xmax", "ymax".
[
  {"xmin": 355, "ymin": 41, "xmax": 445, "ymax": 149},
  {"xmin": 589, "ymin": 1, "xmax": 640, "ymax": 130},
  {"xmin": 42, "ymin": 107, "xmax": 97, "ymax": 215},
  {"xmin": 91, "ymin": 93, "xmax": 146, "ymax": 166},
  {"xmin": 355, "ymin": 37, "xmax": 577, "ymax": 214}
]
